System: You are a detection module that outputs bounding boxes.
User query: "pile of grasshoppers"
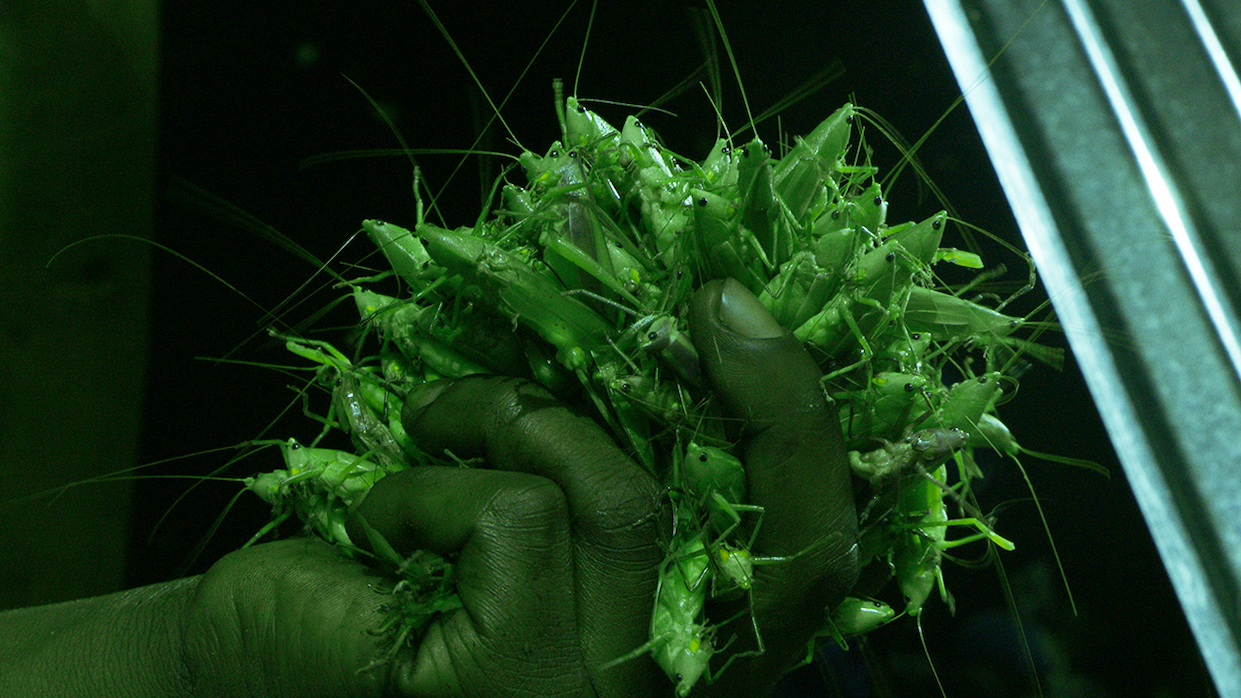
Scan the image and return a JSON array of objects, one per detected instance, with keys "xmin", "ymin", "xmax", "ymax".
[{"xmin": 246, "ymin": 88, "xmax": 1063, "ymax": 694}]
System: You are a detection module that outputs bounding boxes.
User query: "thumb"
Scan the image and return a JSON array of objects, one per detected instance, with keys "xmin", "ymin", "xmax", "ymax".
[
  {"xmin": 687, "ymin": 278, "xmax": 859, "ymax": 665},
  {"xmin": 687, "ymin": 278, "xmax": 833, "ymax": 435}
]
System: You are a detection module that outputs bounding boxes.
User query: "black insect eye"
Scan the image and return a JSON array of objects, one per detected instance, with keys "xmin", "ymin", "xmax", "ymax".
[
  {"xmin": 620, "ymin": 382, "xmax": 631, "ymax": 393},
  {"xmin": 576, "ymin": 104, "xmax": 586, "ymax": 113},
  {"xmin": 846, "ymin": 114, "xmax": 855, "ymax": 124},
  {"xmin": 874, "ymin": 196, "xmax": 883, "ymax": 206},
  {"xmin": 885, "ymin": 251, "xmax": 896, "ymax": 262},
  {"xmin": 697, "ymin": 197, "xmax": 708, "ymax": 207},
  {"xmin": 932, "ymin": 218, "xmax": 943, "ymax": 230},
  {"xmin": 375, "ymin": 219, "xmax": 386, "ymax": 226},
  {"xmin": 831, "ymin": 209, "xmax": 841, "ymax": 220},
  {"xmin": 699, "ymin": 452, "xmax": 709, "ymax": 462},
  {"xmin": 648, "ymin": 331, "xmax": 659, "ymax": 341},
  {"xmin": 904, "ymin": 382, "xmax": 916, "ymax": 392},
  {"xmin": 978, "ymin": 376, "xmax": 989, "ymax": 384},
  {"xmin": 550, "ymin": 149, "xmax": 559, "ymax": 158},
  {"xmin": 911, "ymin": 333, "xmax": 922, "ymax": 340},
  {"xmin": 721, "ymin": 145, "xmax": 731, "ymax": 154}
]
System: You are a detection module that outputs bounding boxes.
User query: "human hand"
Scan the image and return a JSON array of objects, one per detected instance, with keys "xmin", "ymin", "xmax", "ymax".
[
  {"xmin": 177, "ymin": 277, "xmax": 858, "ymax": 698},
  {"xmin": 180, "ymin": 375, "xmax": 668, "ymax": 698}
]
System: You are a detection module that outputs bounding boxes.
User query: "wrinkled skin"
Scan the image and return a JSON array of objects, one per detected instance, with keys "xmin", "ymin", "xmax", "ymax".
[{"xmin": 176, "ymin": 278, "xmax": 860, "ymax": 698}]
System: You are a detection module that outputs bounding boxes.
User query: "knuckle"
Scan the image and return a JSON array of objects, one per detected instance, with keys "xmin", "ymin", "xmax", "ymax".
[
  {"xmin": 574, "ymin": 466, "xmax": 665, "ymax": 543},
  {"xmin": 483, "ymin": 476, "xmax": 569, "ymax": 530}
]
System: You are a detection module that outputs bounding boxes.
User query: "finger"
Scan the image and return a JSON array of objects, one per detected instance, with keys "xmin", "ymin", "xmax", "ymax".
[
  {"xmin": 688, "ymin": 279, "xmax": 859, "ymax": 671},
  {"xmin": 345, "ymin": 466, "xmax": 588, "ymax": 696},
  {"xmin": 399, "ymin": 375, "xmax": 666, "ymax": 697}
]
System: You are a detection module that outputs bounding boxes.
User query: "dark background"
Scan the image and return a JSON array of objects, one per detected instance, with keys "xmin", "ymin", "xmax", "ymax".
[{"xmin": 135, "ymin": 1, "xmax": 1213, "ymax": 695}]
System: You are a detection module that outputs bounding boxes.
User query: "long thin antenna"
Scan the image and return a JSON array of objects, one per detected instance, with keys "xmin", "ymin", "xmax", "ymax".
[{"xmin": 704, "ymin": 0, "xmax": 755, "ymax": 137}]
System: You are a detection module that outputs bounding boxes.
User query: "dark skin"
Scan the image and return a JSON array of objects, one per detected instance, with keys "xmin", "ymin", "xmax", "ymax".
[{"xmin": 0, "ymin": 278, "xmax": 859, "ymax": 697}]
